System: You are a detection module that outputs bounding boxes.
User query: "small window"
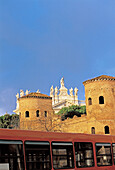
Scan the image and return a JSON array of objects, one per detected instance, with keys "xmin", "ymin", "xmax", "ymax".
[
  {"xmin": 88, "ymin": 97, "xmax": 92, "ymax": 105},
  {"xmin": 112, "ymin": 143, "xmax": 115, "ymax": 165},
  {"xmin": 99, "ymin": 96, "xmax": 104, "ymax": 104},
  {"xmin": 52, "ymin": 142, "xmax": 74, "ymax": 169},
  {"xmin": 74, "ymin": 142, "xmax": 94, "ymax": 168},
  {"xmin": 25, "ymin": 141, "xmax": 51, "ymax": 170},
  {"xmin": 36, "ymin": 110, "xmax": 39, "ymax": 117},
  {"xmin": 0, "ymin": 140, "xmax": 24, "ymax": 170},
  {"xmin": 25, "ymin": 111, "xmax": 29, "ymax": 117},
  {"xmin": 44, "ymin": 111, "xmax": 47, "ymax": 117},
  {"xmin": 96, "ymin": 143, "xmax": 112, "ymax": 166},
  {"xmin": 105, "ymin": 126, "xmax": 110, "ymax": 134},
  {"xmin": 91, "ymin": 127, "xmax": 95, "ymax": 134}
]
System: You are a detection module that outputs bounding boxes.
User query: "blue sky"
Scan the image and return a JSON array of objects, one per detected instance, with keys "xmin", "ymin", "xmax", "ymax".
[{"xmin": 0, "ymin": 0, "xmax": 115, "ymax": 115}]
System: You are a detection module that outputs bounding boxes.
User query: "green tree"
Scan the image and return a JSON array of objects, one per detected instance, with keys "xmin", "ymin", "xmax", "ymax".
[
  {"xmin": 57, "ymin": 105, "xmax": 86, "ymax": 120},
  {"xmin": 2, "ymin": 114, "xmax": 11, "ymax": 128},
  {"xmin": 0, "ymin": 114, "xmax": 19, "ymax": 129},
  {"xmin": 0, "ymin": 116, "xmax": 4, "ymax": 128},
  {"xmin": 10, "ymin": 114, "xmax": 19, "ymax": 129}
]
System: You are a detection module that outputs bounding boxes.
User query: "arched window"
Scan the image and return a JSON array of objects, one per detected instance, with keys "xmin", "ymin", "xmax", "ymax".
[
  {"xmin": 88, "ymin": 97, "xmax": 92, "ymax": 105},
  {"xmin": 99, "ymin": 96, "xmax": 104, "ymax": 104},
  {"xmin": 36, "ymin": 110, "xmax": 39, "ymax": 117},
  {"xmin": 105, "ymin": 126, "xmax": 109, "ymax": 134},
  {"xmin": 91, "ymin": 127, "xmax": 95, "ymax": 134},
  {"xmin": 44, "ymin": 111, "xmax": 47, "ymax": 117},
  {"xmin": 25, "ymin": 111, "xmax": 29, "ymax": 117}
]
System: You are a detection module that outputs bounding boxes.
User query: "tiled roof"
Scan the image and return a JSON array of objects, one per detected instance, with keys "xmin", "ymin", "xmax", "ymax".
[
  {"xmin": 83, "ymin": 75, "xmax": 115, "ymax": 85},
  {"xmin": 20, "ymin": 92, "xmax": 51, "ymax": 99}
]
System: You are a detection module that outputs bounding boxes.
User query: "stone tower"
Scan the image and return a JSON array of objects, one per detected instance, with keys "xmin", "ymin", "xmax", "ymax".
[
  {"xmin": 83, "ymin": 75, "xmax": 115, "ymax": 134},
  {"xmin": 14, "ymin": 91, "xmax": 54, "ymax": 131}
]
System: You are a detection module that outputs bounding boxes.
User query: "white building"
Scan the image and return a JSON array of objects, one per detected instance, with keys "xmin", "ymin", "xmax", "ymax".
[{"xmin": 50, "ymin": 77, "xmax": 85, "ymax": 113}]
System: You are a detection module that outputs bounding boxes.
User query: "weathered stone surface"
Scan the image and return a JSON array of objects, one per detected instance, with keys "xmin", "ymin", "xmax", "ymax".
[
  {"xmin": 18, "ymin": 92, "xmax": 54, "ymax": 131},
  {"xmin": 58, "ymin": 75, "xmax": 115, "ymax": 135},
  {"xmin": 13, "ymin": 75, "xmax": 115, "ymax": 135}
]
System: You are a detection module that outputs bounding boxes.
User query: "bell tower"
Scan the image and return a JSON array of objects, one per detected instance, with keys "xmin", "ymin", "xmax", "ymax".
[{"xmin": 83, "ymin": 75, "xmax": 115, "ymax": 120}]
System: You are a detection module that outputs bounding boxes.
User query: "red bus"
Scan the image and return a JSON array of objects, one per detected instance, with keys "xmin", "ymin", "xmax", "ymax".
[{"xmin": 0, "ymin": 129, "xmax": 115, "ymax": 170}]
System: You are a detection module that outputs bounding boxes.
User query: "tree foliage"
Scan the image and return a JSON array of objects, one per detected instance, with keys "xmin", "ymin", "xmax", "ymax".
[
  {"xmin": 57, "ymin": 105, "xmax": 86, "ymax": 120},
  {"xmin": 0, "ymin": 114, "xmax": 19, "ymax": 129}
]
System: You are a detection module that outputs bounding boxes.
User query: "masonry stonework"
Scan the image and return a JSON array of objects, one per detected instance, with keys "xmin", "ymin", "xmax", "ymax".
[
  {"xmin": 14, "ymin": 75, "xmax": 115, "ymax": 135},
  {"xmin": 59, "ymin": 75, "xmax": 115, "ymax": 135},
  {"xmin": 17, "ymin": 93, "xmax": 54, "ymax": 131}
]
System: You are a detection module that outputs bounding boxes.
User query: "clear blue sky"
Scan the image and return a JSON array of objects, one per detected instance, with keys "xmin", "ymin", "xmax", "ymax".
[{"xmin": 0, "ymin": 0, "xmax": 115, "ymax": 115}]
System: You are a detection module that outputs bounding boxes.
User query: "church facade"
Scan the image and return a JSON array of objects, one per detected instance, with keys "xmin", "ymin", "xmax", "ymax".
[{"xmin": 50, "ymin": 77, "xmax": 85, "ymax": 113}]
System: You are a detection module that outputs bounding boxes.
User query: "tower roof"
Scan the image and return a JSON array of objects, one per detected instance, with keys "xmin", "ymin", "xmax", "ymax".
[
  {"xmin": 19, "ymin": 92, "xmax": 52, "ymax": 99},
  {"xmin": 83, "ymin": 75, "xmax": 115, "ymax": 85}
]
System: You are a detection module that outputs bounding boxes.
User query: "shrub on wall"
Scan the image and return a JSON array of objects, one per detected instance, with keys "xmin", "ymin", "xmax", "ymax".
[{"xmin": 57, "ymin": 105, "xmax": 86, "ymax": 120}]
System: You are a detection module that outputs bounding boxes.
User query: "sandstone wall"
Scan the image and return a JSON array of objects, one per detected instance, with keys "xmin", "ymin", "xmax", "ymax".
[{"xmin": 19, "ymin": 96, "xmax": 54, "ymax": 131}]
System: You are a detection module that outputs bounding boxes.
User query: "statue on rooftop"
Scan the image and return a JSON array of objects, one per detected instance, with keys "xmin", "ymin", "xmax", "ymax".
[
  {"xmin": 25, "ymin": 90, "xmax": 30, "ymax": 95},
  {"xmin": 50, "ymin": 85, "xmax": 54, "ymax": 96},
  {"xmin": 36, "ymin": 89, "xmax": 40, "ymax": 93},
  {"xmin": 55, "ymin": 86, "xmax": 58, "ymax": 95},
  {"xmin": 20, "ymin": 89, "xmax": 24, "ymax": 97},
  {"xmin": 69, "ymin": 88, "xmax": 73, "ymax": 96},
  {"xmin": 74, "ymin": 87, "xmax": 78, "ymax": 96},
  {"xmin": 60, "ymin": 77, "xmax": 64, "ymax": 88},
  {"xmin": 16, "ymin": 93, "xmax": 19, "ymax": 99}
]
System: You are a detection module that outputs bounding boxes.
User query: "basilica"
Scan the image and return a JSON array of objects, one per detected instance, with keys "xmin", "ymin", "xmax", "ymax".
[
  {"xmin": 50, "ymin": 77, "xmax": 85, "ymax": 113},
  {"xmin": 13, "ymin": 75, "xmax": 115, "ymax": 135}
]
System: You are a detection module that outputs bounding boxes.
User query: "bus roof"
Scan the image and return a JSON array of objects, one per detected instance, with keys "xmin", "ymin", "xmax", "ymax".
[{"xmin": 0, "ymin": 128, "xmax": 115, "ymax": 143}]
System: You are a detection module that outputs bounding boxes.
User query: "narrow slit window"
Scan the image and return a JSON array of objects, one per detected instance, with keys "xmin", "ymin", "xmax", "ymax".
[
  {"xmin": 44, "ymin": 111, "xmax": 47, "ymax": 117},
  {"xmin": 25, "ymin": 111, "xmax": 29, "ymax": 118},
  {"xmin": 88, "ymin": 97, "xmax": 92, "ymax": 105},
  {"xmin": 36, "ymin": 110, "xmax": 39, "ymax": 117},
  {"xmin": 99, "ymin": 96, "xmax": 104, "ymax": 104},
  {"xmin": 91, "ymin": 127, "xmax": 95, "ymax": 134},
  {"xmin": 105, "ymin": 126, "xmax": 109, "ymax": 134}
]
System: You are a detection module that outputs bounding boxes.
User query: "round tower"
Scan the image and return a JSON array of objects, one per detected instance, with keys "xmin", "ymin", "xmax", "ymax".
[
  {"xmin": 18, "ymin": 92, "xmax": 54, "ymax": 131},
  {"xmin": 83, "ymin": 75, "xmax": 115, "ymax": 120}
]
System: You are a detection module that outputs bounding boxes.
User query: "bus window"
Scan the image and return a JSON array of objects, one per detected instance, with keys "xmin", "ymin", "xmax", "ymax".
[
  {"xmin": 96, "ymin": 143, "xmax": 112, "ymax": 166},
  {"xmin": 74, "ymin": 142, "xmax": 94, "ymax": 168},
  {"xmin": 25, "ymin": 141, "xmax": 51, "ymax": 170},
  {"xmin": 112, "ymin": 143, "xmax": 115, "ymax": 164},
  {"xmin": 0, "ymin": 140, "xmax": 24, "ymax": 170},
  {"xmin": 52, "ymin": 142, "xmax": 74, "ymax": 169}
]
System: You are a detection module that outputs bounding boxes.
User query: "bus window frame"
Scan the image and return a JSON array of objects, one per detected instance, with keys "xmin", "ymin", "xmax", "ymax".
[
  {"xmin": 24, "ymin": 140, "xmax": 52, "ymax": 170},
  {"xmin": 51, "ymin": 141, "xmax": 75, "ymax": 169},
  {"xmin": 95, "ymin": 143, "xmax": 112, "ymax": 167},
  {"xmin": 74, "ymin": 141, "xmax": 95, "ymax": 168},
  {"xmin": 112, "ymin": 143, "xmax": 115, "ymax": 165},
  {"xmin": 0, "ymin": 139, "xmax": 25, "ymax": 170}
]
